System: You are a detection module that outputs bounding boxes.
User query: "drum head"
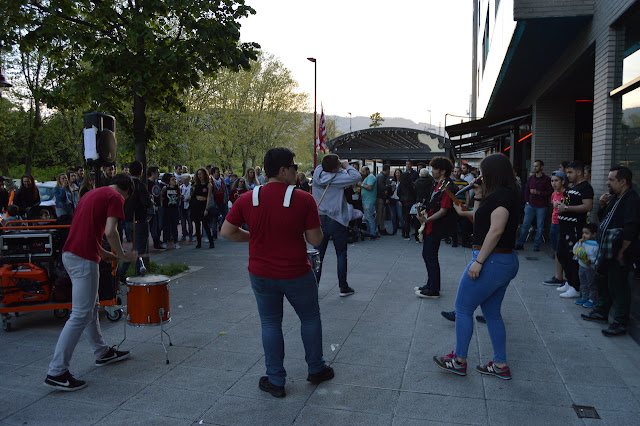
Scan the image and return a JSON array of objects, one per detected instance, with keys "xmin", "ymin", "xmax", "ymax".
[{"xmin": 126, "ymin": 274, "xmax": 171, "ymax": 286}]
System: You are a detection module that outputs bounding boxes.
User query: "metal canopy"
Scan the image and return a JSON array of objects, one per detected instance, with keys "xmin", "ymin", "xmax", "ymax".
[
  {"xmin": 327, "ymin": 127, "xmax": 450, "ymax": 162},
  {"xmin": 446, "ymin": 110, "xmax": 531, "ymax": 155}
]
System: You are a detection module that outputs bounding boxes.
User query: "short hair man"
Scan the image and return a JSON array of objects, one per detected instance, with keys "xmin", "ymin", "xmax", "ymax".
[
  {"xmin": 555, "ymin": 160, "xmax": 594, "ymax": 298},
  {"xmin": 45, "ymin": 174, "xmax": 137, "ymax": 391},
  {"xmin": 406, "ymin": 160, "xmax": 419, "ymax": 182},
  {"xmin": 119, "ymin": 161, "xmax": 153, "ymax": 278},
  {"xmin": 376, "ymin": 164, "xmax": 392, "ymax": 235},
  {"xmin": 515, "ymin": 160, "xmax": 552, "ymax": 251},
  {"xmin": 360, "ymin": 166, "xmax": 378, "ymax": 238},
  {"xmin": 582, "ymin": 165, "xmax": 640, "ymax": 336},
  {"xmin": 101, "ymin": 164, "xmax": 114, "ymax": 186},
  {"xmin": 312, "ymin": 153, "xmax": 362, "ymax": 296},
  {"xmin": 221, "ymin": 147, "xmax": 334, "ymax": 398},
  {"xmin": 255, "ymin": 166, "xmax": 266, "ymax": 185},
  {"xmin": 147, "ymin": 166, "xmax": 164, "ymax": 250}
]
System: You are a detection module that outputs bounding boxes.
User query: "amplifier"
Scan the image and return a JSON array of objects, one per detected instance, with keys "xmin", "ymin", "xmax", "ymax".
[{"xmin": 0, "ymin": 233, "xmax": 54, "ymax": 259}]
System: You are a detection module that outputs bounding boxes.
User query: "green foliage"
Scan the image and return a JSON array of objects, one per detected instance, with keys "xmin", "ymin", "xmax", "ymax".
[
  {"xmin": 369, "ymin": 112, "xmax": 384, "ymax": 128},
  {"xmin": 124, "ymin": 261, "xmax": 189, "ymax": 279}
]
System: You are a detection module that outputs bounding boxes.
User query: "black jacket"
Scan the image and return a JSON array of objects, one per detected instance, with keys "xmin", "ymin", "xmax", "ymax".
[
  {"xmin": 415, "ymin": 176, "xmax": 435, "ymax": 204},
  {"xmin": 124, "ymin": 177, "xmax": 153, "ymax": 222},
  {"xmin": 397, "ymin": 181, "xmax": 416, "ymax": 205},
  {"xmin": 428, "ymin": 181, "xmax": 458, "ymax": 240}
]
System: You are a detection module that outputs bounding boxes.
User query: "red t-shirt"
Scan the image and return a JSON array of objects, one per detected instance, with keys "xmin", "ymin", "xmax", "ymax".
[
  {"xmin": 63, "ymin": 186, "xmax": 125, "ymax": 263},
  {"xmin": 225, "ymin": 182, "xmax": 321, "ymax": 279},
  {"xmin": 425, "ymin": 184, "xmax": 453, "ymax": 235}
]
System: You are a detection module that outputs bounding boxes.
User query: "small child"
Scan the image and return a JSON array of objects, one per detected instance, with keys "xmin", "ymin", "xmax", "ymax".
[
  {"xmin": 4, "ymin": 205, "xmax": 23, "ymax": 228},
  {"xmin": 572, "ymin": 223, "xmax": 599, "ymax": 307}
]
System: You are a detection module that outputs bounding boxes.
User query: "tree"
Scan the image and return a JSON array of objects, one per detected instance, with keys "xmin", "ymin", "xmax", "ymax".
[
  {"xmin": 369, "ymin": 112, "xmax": 384, "ymax": 128},
  {"xmin": 1, "ymin": 0, "xmax": 260, "ymax": 171}
]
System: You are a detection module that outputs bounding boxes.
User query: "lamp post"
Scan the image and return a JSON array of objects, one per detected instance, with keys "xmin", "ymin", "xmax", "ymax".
[
  {"xmin": 427, "ymin": 109, "xmax": 432, "ymax": 132},
  {"xmin": 348, "ymin": 112, "xmax": 352, "ymax": 133},
  {"xmin": 307, "ymin": 57, "xmax": 317, "ymax": 170}
]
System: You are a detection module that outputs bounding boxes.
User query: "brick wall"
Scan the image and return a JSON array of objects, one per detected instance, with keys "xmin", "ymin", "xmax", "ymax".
[
  {"xmin": 514, "ymin": 0, "xmax": 594, "ymax": 19},
  {"xmin": 531, "ymin": 98, "xmax": 575, "ymax": 172}
]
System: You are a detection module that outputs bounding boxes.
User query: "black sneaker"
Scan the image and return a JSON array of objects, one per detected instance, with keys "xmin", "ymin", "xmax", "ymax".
[
  {"xmin": 339, "ymin": 286, "xmax": 355, "ymax": 297},
  {"xmin": 441, "ymin": 311, "xmax": 456, "ymax": 322},
  {"xmin": 602, "ymin": 322, "xmax": 627, "ymax": 337},
  {"xmin": 414, "ymin": 285, "xmax": 428, "ymax": 291},
  {"xmin": 307, "ymin": 366, "xmax": 335, "ymax": 384},
  {"xmin": 476, "ymin": 315, "xmax": 486, "ymax": 324},
  {"xmin": 44, "ymin": 371, "xmax": 87, "ymax": 391},
  {"xmin": 543, "ymin": 276, "xmax": 564, "ymax": 286},
  {"xmin": 259, "ymin": 376, "xmax": 286, "ymax": 398},
  {"xmin": 416, "ymin": 289, "xmax": 440, "ymax": 298},
  {"xmin": 581, "ymin": 311, "xmax": 608, "ymax": 324},
  {"xmin": 95, "ymin": 346, "xmax": 130, "ymax": 366}
]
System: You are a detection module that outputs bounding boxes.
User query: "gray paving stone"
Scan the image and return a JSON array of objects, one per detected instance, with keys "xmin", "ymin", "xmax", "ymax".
[
  {"xmin": 334, "ymin": 345, "xmax": 408, "ymax": 368},
  {"xmin": 307, "ymin": 383, "xmax": 399, "ymax": 415},
  {"xmin": 395, "ymin": 392, "xmax": 487, "ymax": 424},
  {"xmin": 294, "ymin": 405, "xmax": 392, "ymax": 425},
  {"xmin": 485, "ymin": 400, "xmax": 582, "ymax": 425},
  {"xmin": 202, "ymin": 395, "xmax": 303, "ymax": 425},
  {"xmin": 328, "ymin": 362, "xmax": 404, "ymax": 389},
  {"xmin": 483, "ymin": 377, "xmax": 573, "ymax": 406},
  {"xmin": 50, "ymin": 377, "xmax": 145, "ymax": 407},
  {"xmin": 582, "ymin": 409, "xmax": 640, "ymax": 425},
  {"xmin": 181, "ymin": 347, "xmax": 262, "ymax": 372},
  {"xmin": 152, "ymin": 364, "xmax": 243, "ymax": 395},
  {"xmin": 95, "ymin": 409, "xmax": 193, "ymax": 425},
  {"xmin": 225, "ymin": 373, "xmax": 316, "ymax": 403},
  {"xmin": 82, "ymin": 358, "xmax": 174, "ymax": 384},
  {"xmin": 0, "ymin": 390, "xmax": 43, "ymax": 422},
  {"xmin": 401, "ymin": 369, "xmax": 484, "ymax": 397},
  {"xmin": 120, "ymin": 386, "xmax": 217, "ymax": 420},
  {"xmin": 2, "ymin": 396, "xmax": 113, "ymax": 425},
  {"xmin": 566, "ymin": 383, "xmax": 640, "ymax": 413}
]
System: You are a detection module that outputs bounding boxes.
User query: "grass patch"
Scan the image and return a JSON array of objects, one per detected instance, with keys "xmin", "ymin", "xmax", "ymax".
[{"xmin": 125, "ymin": 261, "xmax": 189, "ymax": 278}]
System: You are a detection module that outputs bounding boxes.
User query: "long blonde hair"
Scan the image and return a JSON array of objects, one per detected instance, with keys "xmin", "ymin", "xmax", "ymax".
[{"xmin": 244, "ymin": 168, "xmax": 259, "ymax": 186}]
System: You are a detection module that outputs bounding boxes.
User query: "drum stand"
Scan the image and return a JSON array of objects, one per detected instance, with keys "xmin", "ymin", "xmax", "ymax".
[{"xmin": 116, "ymin": 285, "xmax": 173, "ymax": 365}]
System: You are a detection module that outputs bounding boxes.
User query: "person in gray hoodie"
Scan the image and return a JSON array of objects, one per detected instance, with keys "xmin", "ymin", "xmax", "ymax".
[{"xmin": 312, "ymin": 154, "xmax": 362, "ymax": 296}]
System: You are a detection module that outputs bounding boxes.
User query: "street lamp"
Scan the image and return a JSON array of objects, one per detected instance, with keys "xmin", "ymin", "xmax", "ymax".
[
  {"xmin": 307, "ymin": 57, "xmax": 317, "ymax": 169},
  {"xmin": 348, "ymin": 112, "xmax": 352, "ymax": 133}
]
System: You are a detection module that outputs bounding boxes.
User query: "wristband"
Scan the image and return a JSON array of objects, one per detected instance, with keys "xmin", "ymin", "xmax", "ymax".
[{"xmin": 475, "ymin": 259, "xmax": 484, "ymax": 265}]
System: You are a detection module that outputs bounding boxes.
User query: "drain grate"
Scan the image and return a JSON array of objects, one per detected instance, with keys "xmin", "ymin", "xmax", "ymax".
[
  {"xmin": 525, "ymin": 256, "xmax": 539, "ymax": 261},
  {"xmin": 572, "ymin": 405, "xmax": 600, "ymax": 419}
]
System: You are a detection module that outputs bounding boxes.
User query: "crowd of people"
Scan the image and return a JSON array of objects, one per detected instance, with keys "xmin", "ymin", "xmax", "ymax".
[{"xmin": 1, "ymin": 149, "xmax": 638, "ymax": 394}]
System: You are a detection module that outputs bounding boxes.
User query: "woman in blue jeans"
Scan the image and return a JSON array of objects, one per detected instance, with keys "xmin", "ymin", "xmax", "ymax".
[{"xmin": 433, "ymin": 153, "xmax": 520, "ymax": 380}]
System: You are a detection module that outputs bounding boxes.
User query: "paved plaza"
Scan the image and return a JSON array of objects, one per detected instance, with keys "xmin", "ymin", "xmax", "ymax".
[{"xmin": 1, "ymin": 234, "xmax": 639, "ymax": 425}]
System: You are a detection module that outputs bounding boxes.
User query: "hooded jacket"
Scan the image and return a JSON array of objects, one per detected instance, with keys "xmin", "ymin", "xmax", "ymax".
[{"xmin": 312, "ymin": 165, "xmax": 362, "ymax": 227}]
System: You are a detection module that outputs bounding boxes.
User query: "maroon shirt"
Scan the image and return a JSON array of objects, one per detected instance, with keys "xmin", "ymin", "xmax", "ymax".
[{"xmin": 525, "ymin": 173, "xmax": 552, "ymax": 208}]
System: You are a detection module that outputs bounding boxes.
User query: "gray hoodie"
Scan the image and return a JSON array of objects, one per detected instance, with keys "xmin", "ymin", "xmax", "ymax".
[{"xmin": 312, "ymin": 165, "xmax": 362, "ymax": 227}]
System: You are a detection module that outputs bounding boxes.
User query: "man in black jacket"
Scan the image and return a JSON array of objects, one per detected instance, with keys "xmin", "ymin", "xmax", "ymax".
[
  {"xmin": 582, "ymin": 165, "xmax": 640, "ymax": 336},
  {"xmin": 376, "ymin": 165, "xmax": 392, "ymax": 236},
  {"xmin": 118, "ymin": 160, "xmax": 153, "ymax": 279}
]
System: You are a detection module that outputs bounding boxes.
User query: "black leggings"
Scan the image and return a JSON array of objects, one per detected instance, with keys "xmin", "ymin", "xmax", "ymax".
[{"xmin": 401, "ymin": 204, "xmax": 412, "ymax": 237}]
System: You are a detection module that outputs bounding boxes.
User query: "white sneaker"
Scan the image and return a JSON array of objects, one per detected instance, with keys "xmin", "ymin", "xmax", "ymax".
[
  {"xmin": 175, "ymin": 243, "xmax": 181, "ymax": 249},
  {"xmin": 560, "ymin": 287, "xmax": 581, "ymax": 298},
  {"xmin": 556, "ymin": 282, "xmax": 570, "ymax": 292}
]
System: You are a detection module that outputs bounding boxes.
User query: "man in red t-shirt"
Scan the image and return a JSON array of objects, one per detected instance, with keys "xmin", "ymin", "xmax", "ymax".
[
  {"xmin": 45, "ymin": 174, "xmax": 138, "ymax": 392},
  {"xmin": 415, "ymin": 156, "xmax": 456, "ymax": 299},
  {"xmin": 221, "ymin": 147, "xmax": 334, "ymax": 398}
]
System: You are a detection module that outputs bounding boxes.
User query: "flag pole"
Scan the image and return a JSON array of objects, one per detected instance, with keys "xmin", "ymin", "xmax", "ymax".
[{"xmin": 308, "ymin": 57, "xmax": 317, "ymax": 170}]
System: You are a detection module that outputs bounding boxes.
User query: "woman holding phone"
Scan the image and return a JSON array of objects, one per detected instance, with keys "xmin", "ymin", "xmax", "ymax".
[{"xmin": 433, "ymin": 153, "xmax": 520, "ymax": 380}]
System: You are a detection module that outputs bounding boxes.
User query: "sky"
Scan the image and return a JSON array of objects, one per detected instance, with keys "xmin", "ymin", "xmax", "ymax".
[{"xmin": 239, "ymin": 0, "xmax": 473, "ymax": 128}]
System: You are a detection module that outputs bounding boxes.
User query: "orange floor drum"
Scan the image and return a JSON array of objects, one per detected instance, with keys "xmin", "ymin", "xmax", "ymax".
[{"xmin": 125, "ymin": 274, "xmax": 171, "ymax": 326}]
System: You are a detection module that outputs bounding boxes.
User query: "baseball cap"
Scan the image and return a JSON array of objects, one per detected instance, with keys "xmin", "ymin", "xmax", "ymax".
[{"xmin": 551, "ymin": 170, "xmax": 566, "ymax": 181}]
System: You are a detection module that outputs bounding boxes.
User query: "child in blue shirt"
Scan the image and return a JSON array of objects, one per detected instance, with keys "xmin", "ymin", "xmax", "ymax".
[{"xmin": 572, "ymin": 223, "xmax": 599, "ymax": 307}]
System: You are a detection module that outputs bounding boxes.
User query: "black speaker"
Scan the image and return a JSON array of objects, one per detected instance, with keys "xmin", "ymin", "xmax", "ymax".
[{"xmin": 83, "ymin": 113, "xmax": 117, "ymax": 165}]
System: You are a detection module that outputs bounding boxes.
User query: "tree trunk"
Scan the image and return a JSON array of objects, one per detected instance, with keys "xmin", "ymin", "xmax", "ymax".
[
  {"xmin": 25, "ymin": 100, "xmax": 41, "ymax": 175},
  {"xmin": 133, "ymin": 87, "xmax": 147, "ymax": 176}
]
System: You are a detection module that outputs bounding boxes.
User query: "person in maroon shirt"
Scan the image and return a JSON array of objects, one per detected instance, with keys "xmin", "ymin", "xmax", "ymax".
[
  {"xmin": 45, "ymin": 174, "xmax": 138, "ymax": 392},
  {"xmin": 516, "ymin": 160, "xmax": 552, "ymax": 251},
  {"xmin": 221, "ymin": 147, "xmax": 334, "ymax": 398}
]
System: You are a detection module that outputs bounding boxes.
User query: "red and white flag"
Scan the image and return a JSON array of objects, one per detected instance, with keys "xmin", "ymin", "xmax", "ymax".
[{"xmin": 317, "ymin": 105, "xmax": 327, "ymax": 153}]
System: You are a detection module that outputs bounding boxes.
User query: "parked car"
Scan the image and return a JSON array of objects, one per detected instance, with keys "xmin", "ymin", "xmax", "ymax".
[{"xmin": 35, "ymin": 181, "xmax": 57, "ymax": 218}]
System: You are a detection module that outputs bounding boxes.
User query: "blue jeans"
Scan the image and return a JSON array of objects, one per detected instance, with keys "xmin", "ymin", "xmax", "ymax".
[
  {"xmin": 422, "ymin": 233, "xmax": 442, "ymax": 292},
  {"xmin": 549, "ymin": 223, "xmax": 559, "ymax": 252},
  {"xmin": 389, "ymin": 199, "xmax": 404, "ymax": 233},
  {"xmin": 250, "ymin": 271, "xmax": 326, "ymax": 387},
  {"xmin": 208, "ymin": 202, "xmax": 228, "ymax": 237},
  {"xmin": 517, "ymin": 204, "xmax": 547, "ymax": 248},
  {"xmin": 315, "ymin": 216, "xmax": 349, "ymax": 288},
  {"xmin": 362, "ymin": 202, "xmax": 376, "ymax": 236},
  {"xmin": 118, "ymin": 221, "xmax": 149, "ymax": 277},
  {"xmin": 455, "ymin": 250, "xmax": 519, "ymax": 363}
]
